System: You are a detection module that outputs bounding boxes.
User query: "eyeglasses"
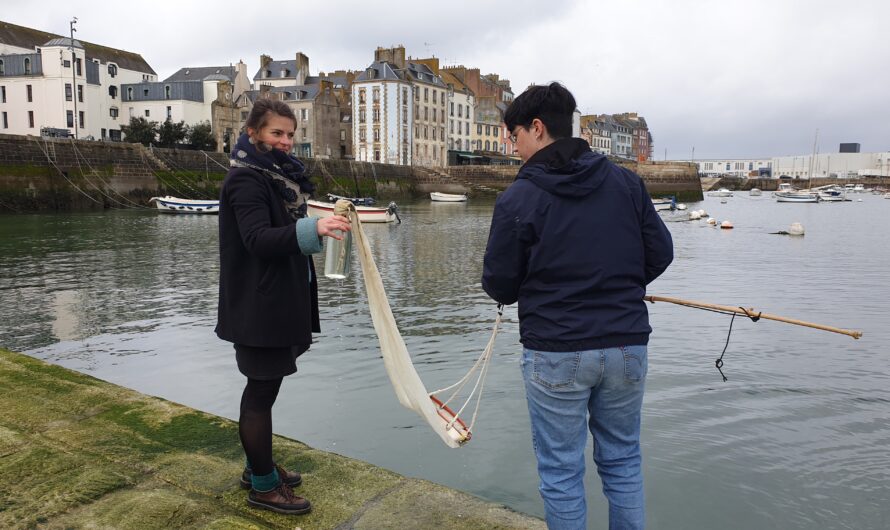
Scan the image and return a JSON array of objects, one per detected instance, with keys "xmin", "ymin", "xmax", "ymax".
[{"xmin": 509, "ymin": 128, "xmax": 520, "ymax": 143}]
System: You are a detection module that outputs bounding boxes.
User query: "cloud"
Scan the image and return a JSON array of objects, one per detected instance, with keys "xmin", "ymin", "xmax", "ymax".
[{"xmin": 3, "ymin": 0, "xmax": 888, "ymax": 158}]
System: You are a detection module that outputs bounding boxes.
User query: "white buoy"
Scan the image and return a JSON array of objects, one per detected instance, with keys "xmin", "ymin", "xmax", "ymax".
[
  {"xmin": 699, "ymin": 209, "xmax": 708, "ymax": 217},
  {"xmin": 789, "ymin": 222, "xmax": 805, "ymax": 236},
  {"xmin": 707, "ymin": 217, "xmax": 717, "ymax": 225},
  {"xmin": 720, "ymin": 220, "xmax": 734, "ymax": 229},
  {"xmin": 689, "ymin": 211, "xmax": 702, "ymax": 220},
  {"xmin": 677, "ymin": 203, "xmax": 688, "ymax": 210}
]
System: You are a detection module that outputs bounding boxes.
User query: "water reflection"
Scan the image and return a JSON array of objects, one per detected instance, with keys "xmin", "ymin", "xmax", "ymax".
[{"xmin": 2, "ymin": 194, "xmax": 889, "ymax": 529}]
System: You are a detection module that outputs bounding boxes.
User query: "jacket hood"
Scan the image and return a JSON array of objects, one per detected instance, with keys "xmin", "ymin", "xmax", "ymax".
[{"xmin": 518, "ymin": 138, "xmax": 609, "ymax": 198}]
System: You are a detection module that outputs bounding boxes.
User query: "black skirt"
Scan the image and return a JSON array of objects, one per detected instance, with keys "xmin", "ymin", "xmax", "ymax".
[{"xmin": 234, "ymin": 343, "xmax": 309, "ymax": 380}]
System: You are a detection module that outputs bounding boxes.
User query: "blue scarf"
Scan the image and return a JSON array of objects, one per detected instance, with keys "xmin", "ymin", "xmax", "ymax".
[{"xmin": 230, "ymin": 133, "xmax": 315, "ymax": 219}]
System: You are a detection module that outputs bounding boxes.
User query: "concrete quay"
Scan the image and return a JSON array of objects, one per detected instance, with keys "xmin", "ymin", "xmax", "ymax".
[{"xmin": 0, "ymin": 348, "xmax": 544, "ymax": 529}]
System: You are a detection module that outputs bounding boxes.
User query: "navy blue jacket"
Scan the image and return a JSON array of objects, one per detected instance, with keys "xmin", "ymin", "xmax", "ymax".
[{"xmin": 482, "ymin": 139, "xmax": 673, "ymax": 351}]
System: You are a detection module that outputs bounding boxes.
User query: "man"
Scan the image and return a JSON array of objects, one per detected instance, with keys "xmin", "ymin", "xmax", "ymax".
[{"xmin": 482, "ymin": 83, "xmax": 673, "ymax": 529}]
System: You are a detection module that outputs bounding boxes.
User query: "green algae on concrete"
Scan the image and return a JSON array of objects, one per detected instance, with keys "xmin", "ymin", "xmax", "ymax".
[{"xmin": 0, "ymin": 348, "xmax": 544, "ymax": 529}]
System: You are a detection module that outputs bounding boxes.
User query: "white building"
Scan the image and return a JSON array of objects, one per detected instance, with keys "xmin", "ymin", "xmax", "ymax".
[
  {"xmin": 440, "ymin": 69, "xmax": 474, "ymax": 153},
  {"xmin": 771, "ymin": 152, "xmax": 890, "ymax": 179},
  {"xmin": 695, "ymin": 159, "xmax": 772, "ymax": 178},
  {"xmin": 352, "ymin": 47, "xmax": 448, "ymax": 167},
  {"xmin": 0, "ymin": 21, "xmax": 156, "ymax": 141}
]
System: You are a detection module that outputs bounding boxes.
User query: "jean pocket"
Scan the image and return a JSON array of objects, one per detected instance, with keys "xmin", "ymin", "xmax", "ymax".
[
  {"xmin": 532, "ymin": 351, "xmax": 580, "ymax": 390},
  {"xmin": 621, "ymin": 345, "xmax": 648, "ymax": 383}
]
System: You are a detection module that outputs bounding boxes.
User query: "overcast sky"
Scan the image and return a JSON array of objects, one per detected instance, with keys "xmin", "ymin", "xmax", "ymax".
[{"xmin": 4, "ymin": 0, "xmax": 888, "ymax": 159}]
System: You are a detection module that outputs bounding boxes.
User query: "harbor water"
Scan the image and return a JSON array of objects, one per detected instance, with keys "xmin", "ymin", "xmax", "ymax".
[{"xmin": 1, "ymin": 192, "xmax": 888, "ymax": 529}]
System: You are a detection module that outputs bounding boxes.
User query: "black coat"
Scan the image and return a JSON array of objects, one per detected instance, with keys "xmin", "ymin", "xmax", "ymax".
[{"xmin": 215, "ymin": 166, "xmax": 320, "ymax": 348}]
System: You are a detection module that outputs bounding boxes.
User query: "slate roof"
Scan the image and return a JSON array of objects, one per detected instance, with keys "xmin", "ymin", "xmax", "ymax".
[
  {"xmin": 242, "ymin": 84, "xmax": 320, "ymax": 103},
  {"xmin": 164, "ymin": 66, "xmax": 236, "ymax": 83},
  {"xmin": 0, "ymin": 19, "xmax": 155, "ymax": 74},
  {"xmin": 253, "ymin": 59, "xmax": 304, "ymax": 81}
]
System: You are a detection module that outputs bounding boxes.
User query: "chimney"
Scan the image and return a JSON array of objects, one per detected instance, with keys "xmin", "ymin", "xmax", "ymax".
[
  {"xmin": 374, "ymin": 45, "xmax": 406, "ymax": 69},
  {"xmin": 259, "ymin": 54, "xmax": 273, "ymax": 79},
  {"xmin": 295, "ymin": 52, "xmax": 309, "ymax": 85}
]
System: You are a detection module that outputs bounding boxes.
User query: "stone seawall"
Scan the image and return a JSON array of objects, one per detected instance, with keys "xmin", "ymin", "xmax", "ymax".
[
  {"xmin": 0, "ymin": 133, "xmax": 705, "ymax": 212},
  {"xmin": 445, "ymin": 159, "xmax": 704, "ymax": 202}
]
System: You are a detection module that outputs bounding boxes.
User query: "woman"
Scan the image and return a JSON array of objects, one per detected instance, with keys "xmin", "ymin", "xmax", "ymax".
[{"xmin": 216, "ymin": 99, "xmax": 350, "ymax": 515}]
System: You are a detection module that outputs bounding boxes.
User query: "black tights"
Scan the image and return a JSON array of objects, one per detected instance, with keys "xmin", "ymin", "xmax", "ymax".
[{"xmin": 239, "ymin": 376, "xmax": 283, "ymax": 477}]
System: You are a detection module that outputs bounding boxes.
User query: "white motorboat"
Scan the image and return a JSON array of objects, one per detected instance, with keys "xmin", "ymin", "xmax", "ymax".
[
  {"xmin": 149, "ymin": 196, "xmax": 219, "ymax": 214},
  {"xmin": 430, "ymin": 192, "xmax": 468, "ymax": 202},
  {"xmin": 707, "ymin": 188, "xmax": 733, "ymax": 197},
  {"xmin": 884, "ymin": 193, "xmax": 890, "ymax": 199},
  {"xmin": 308, "ymin": 199, "xmax": 399, "ymax": 223},
  {"xmin": 853, "ymin": 184, "xmax": 866, "ymax": 193},
  {"xmin": 813, "ymin": 185, "xmax": 847, "ymax": 202},
  {"xmin": 776, "ymin": 192, "xmax": 819, "ymax": 203},
  {"xmin": 749, "ymin": 188, "xmax": 762, "ymax": 196}
]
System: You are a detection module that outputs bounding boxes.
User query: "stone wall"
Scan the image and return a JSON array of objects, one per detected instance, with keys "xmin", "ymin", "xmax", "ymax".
[{"xmin": 445, "ymin": 159, "xmax": 703, "ymax": 201}]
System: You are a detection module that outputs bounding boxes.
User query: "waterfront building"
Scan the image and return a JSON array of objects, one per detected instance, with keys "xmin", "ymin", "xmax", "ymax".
[
  {"xmin": 601, "ymin": 115, "xmax": 633, "ymax": 159},
  {"xmin": 0, "ymin": 20, "xmax": 155, "ymax": 141},
  {"xmin": 580, "ymin": 115, "xmax": 612, "ymax": 155},
  {"xmin": 694, "ymin": 159, "xmax": 772, "ymax": 178},
  {"xmin": 614, "ymin": 112, "xmax": 652, "ymax": 162},
  {"xmin": 439, "ymin": 68, "xmax": 474, "ymax": 153},
  {"xmin": 471, "ymin": 96, "xmax": 503, "ymax": 154},
  {"xmin": 771, "ymin": 151, "xmax": 890, "ymax": 179},
  {"xmin": 352, "ymin": 46, "xmax": 448, "ymax": 167},
  {"xmin": 243, "ymin": 53, "xmax": 351, "ymax": 159},
  {"xmin": 122, "ymin": 62, "xmax": 249, "ymax": 151}
]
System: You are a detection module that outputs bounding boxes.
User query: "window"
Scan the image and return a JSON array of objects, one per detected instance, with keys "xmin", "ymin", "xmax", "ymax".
[
  {"xmin": 432, "ymin": 128, "xmax": 436, "ymax": 140},
  {"xmin": 2, "ymin": 111, "xmax": 7, "ymax": 129},
  {"xmin": 450, "ymin": 121, "xmax": 453, "ymax": 133},
  {"xmin": 67, "ymin": 110, "xmax": 74, "ymax": 127},
  {"xmin": 77, "ymin": 85, "xmax": 83, "ymax": 103},
  {"xmin": 433, "ymin": 147, "xmax": 437, "ymax": 160},
  {"xmin": 109, "ymin": 107, "xmax": 119, "ymax": 118},
  {"xmin": 359, "ymin": 89, "xmax": 366, "ymax": 104},
  {"xmin": 107, "ymin": 64, "xmax": 117, "ymax": 77},
  {"xmin": 373, "ymin": 129, "xmax": 380, "ymax": 141},
  {"xmin": 166, "ymin": 106, "xmax": 172, "ymax": 120},
  {"xmin": 143, "ymin": 88, "xmax": 149, "ymax": 97},
  {"xmin": 27, "ymin": 84, "xmax": 33, "ymax": 102},
  {"xmin": 493, "ymin": 142, "xmax": 498, "ymax": 152},
  {"xmin": 373, "ymin": 88, "xmax": 380, "ymax": 102},
  {"xmin": 145, "ymin": 109, "xmax": 150, "ymax": 117},
  {"xmin": 164, "ymin": 85, "xmax": 171, "ymax": 99},
  {"xmin": 402, "ymin": 108, "xmax": 407, "ymax": 121},
  {"xmin": 281, "ymin": 69, "xmax": 289, "ymax": 78},
  {"xmin": 725, "ymin": 163, "xmax": 731, "ymax": 171},
  {"xmin": 109, "ymin": 85, "xmax": 117, "ymax": 99},
  {"xmin": 477, "ymin": 124, "xmax": 482, "ymax": 135},
  {"xmin": 485, "ymin": 140, "xmax": 490, "ymax": 151},
  {"xmin": 302, "ymin": 128, "xmax": 307, "ymax": 139},
  {"xmin": 359, "ymin": 109, "xmax": 366, "ymax": 123},
  {"xmin": 65, "ymin": 83, "xmax": 73, "ymax": 101},
  {"xmin": 433, "ymin": 90, "xmax": 437, "ymax": 104},
  {"xmin": 79, "ymin": 111, "xmax": 84, "ymax": 128},
  {"xmin": 24, "ymin": 57, "xmax": 31, "ymax": 74},
  {"xmin": 424, "ymin": 107, "xmax": 428, "ymax": 120},
  {"xmin": 340, "ymin": 130, "xmax": 346, "ymax": 141},
  {"xmin": 374, "ymin": 149, "xmax": 380, "ymax": 161},
  {"xmin": 63, "ymin": 59, "xmax": 71, "ymax": 68},
  {"xmin": 432, "ymin": 108, "xmax": 436, "ymax": 121},
  {"xmin": 372, "ymin": 108, "xmax": 379, "ymax": 122},
  {"xmin": 450, "ymin": 102, "xmax": 454, "ymax": 116},
  {"xmin": 486, "ymin": 125, "xmax": 491, "ymax": 136},
  {"xmin": 457, "ymin": 105, "xmax": 463, "ymax": 118},
  {"xmin": 423, "ymin": 126, "xmax": 428, "ymax": 139},
  {"xmin": 301, "ymin": 108, "xmax": 308, "ymax": 121},
  {"xmin": 241, "ymin": 111, "xmax": 248, "ymax": 120},
  {"xmin": 424, "ymin": 88, "xmax": 428, "ymax": 102},
  {"xmin": 415, "ymin": 88, "xmax": 419, "ymax": 101},
  {"xmin": 402, "ymin": 88, "xmax": 408, "ymax": 104},
  {"xmin": 127, "ymin": 87, "xmax": 133, "ymax": 101},
  {"xmin": 359, "ymin": 128, "xmax": 366, "ymax": 141},
  {"xmin": 0, "ymin": 59, "xmax": 4, "ymax": 75},
  {"xmin": 28, "ymin": 111, "xmax": 34, "ymax": 128},
  {"xmin": 75, "ymin": 58, "xmax": 81, "ymax": 76},
  {"xmin": 0, "ymin": 86, "xmax": 4, "ymax": 102}
]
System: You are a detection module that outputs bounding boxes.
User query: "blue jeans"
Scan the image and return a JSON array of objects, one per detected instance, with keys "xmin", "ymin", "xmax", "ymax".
[{"xmin": 520, "ymin": 346, "xmax": 647, "ymax": 530}]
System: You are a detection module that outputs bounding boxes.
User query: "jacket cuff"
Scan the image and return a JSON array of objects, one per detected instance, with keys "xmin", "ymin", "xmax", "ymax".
[{"xmin": 296, "ymin": 218, "xmax": 323, "ymax": 254}]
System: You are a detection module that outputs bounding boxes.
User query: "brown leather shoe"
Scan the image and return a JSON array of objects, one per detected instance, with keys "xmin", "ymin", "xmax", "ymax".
[
  {"xmin": 248, "ymin": 482, "xmax": 311, "ymax": 515},
  {"xmin": 240, "ymin": 463, "xmax": 302, "ymax": 489}
]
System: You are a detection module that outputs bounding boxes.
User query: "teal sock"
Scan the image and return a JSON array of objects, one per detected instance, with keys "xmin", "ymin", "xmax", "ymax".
[{"xmin": 251, "ymin": 467, "xmax": 280, "ymax": 492}]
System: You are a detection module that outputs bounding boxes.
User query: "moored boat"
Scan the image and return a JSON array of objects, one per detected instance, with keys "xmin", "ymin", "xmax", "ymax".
[
  {"xmin": 749, "ymin": 188, "xmax": 762, "ymax": 196},
  {"xmin": 149, "ymin": 196, "xmax": 220, "ymax": 214},
  {"xmin": 652, "ymin": 196, "xmax": 676, "ymax": 211},
  {"xmin": 308, "ymin": 199, "xmax": 399, "ymax": 223},
  {"xmin": 430, "ymin": 192, "xmax": 468, "ymax": 202},
  {"xmin": 707, "ymin": 188, "xmax": 733, "ymax": 197}
]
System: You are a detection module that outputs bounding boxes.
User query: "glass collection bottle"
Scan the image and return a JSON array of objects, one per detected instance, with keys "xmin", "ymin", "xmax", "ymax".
[{"xmin": 323, "ymin": 200, "xmax": 353, "ymax": 279}]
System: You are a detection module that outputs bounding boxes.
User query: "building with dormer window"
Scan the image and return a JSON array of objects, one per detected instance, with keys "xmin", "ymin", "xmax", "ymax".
[{"xmin": 0, "ymin": 20, "xmax": 156, "ymax": 141}]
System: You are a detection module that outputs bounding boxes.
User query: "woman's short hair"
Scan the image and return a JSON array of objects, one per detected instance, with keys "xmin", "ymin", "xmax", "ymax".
[{"xmin": 504, "ymin": 82, "xmax": 576, "ymax": 139}]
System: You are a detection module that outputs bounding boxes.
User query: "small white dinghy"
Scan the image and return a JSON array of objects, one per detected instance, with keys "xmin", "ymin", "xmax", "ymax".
[
  {"xmin": 308, "ymin": 199, "xmax": 399, "ymax": 223},
  {"xmin": 149, "ymin": 196, "xmax": 219, "ymax": 214},
  {"xmin": 430, "ymin": 192, "xmax": 468, "ymax": 202}
]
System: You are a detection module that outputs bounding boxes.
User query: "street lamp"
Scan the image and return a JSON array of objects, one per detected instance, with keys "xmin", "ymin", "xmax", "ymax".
[{"xmin": 69, "ymin": 17, "xmax": 78, "ymax": 139}]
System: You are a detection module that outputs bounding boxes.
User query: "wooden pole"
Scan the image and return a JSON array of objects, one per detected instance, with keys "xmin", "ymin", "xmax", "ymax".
[{"xmin": 644, "ymin": 295, "xmax": 862, "ymax": 340}]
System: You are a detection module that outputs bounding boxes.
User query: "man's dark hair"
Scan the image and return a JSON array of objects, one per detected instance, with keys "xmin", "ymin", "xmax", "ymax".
[{"xmin": 504, "ymin": 82, "xmax": 576, "ymax": 139}]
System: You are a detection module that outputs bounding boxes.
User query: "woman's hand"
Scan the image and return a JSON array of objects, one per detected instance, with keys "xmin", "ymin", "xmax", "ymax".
[{"xmin": 317, "ymin": 215, "xmax": 351, "ymax": 240}]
